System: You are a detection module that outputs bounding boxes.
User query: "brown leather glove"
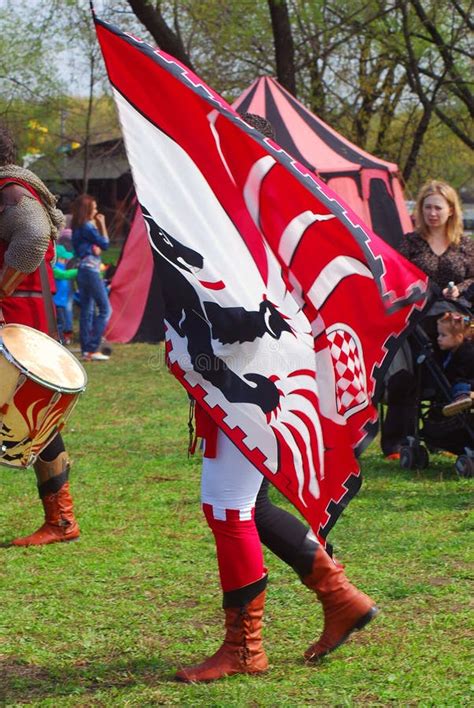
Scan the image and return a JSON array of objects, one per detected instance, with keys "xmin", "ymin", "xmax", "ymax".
[{"xmin": 0, "ymin": 265, "xmax": 27, "ymax": 299}]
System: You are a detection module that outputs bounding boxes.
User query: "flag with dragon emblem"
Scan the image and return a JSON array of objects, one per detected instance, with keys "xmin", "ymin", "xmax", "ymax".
[{"xmin": 94, "ymin": 14, "xmax": 428, "ymax": 542}]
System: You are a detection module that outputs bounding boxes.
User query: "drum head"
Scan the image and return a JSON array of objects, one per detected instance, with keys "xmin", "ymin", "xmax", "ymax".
[{"xmin": 0, "ymin": 324, "xmax": 87, "ymax": 392}]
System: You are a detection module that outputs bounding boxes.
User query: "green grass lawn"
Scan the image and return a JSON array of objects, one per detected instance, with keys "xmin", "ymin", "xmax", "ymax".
[{"xmin": 0, "ymin": 343, "xmax": 472, "ymax": 706}]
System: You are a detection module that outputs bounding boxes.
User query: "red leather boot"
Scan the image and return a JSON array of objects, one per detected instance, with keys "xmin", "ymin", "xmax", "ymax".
[
  {"xmin": 175, "ymin": 586, "xmax": 268, "ymax": 682},
  {"xmin": 10, "ymin": 452, "xmax": 80, "ymax": 546},
  {"xmin": 303, "ymin": 544, "xmax": 378, "ymax": 661}
]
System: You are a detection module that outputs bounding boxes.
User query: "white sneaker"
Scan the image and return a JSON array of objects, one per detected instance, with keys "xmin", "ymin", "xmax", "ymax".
[
  {"xmin": 82, "ymin": 351, "xmax": 110, "ymax": 361},
  {"xmin": 89, "ymin": 351, "xmax": 110, "ymax": 361}
]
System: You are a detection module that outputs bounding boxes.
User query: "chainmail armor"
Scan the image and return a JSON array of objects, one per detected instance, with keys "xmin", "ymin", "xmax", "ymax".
[
  {"xmin": 1, "ymin": 198, "xmax": 53, "ymax": 272},
  {"xmin": 0, "ymin": 164, "xmax": 65, "ymax": 273}
]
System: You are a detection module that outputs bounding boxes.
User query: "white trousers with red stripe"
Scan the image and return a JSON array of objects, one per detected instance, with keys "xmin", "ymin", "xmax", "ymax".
[{"xmin": 201, "ymin": 429, "xmax": 265, "ymax": 592}]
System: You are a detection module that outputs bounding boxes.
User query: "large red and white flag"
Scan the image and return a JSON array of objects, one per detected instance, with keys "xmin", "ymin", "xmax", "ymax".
[{"xmin": 95, "ymin": 16, "xmax": 428, "ymax": 542}]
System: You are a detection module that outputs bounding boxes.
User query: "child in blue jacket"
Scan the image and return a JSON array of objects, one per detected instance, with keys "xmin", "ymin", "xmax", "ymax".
[{"xmin": 53, "ymin": 243, "xmax": 77, "ymax": 345}]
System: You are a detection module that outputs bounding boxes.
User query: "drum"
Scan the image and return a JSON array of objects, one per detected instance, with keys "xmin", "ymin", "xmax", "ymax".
[{"xmin": 0, "ymin": 324, "xmax": 87, "ymax": 468}]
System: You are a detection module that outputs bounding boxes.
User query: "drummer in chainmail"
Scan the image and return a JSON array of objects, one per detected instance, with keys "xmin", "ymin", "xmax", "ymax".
[{"xmin": 0, "ymin": 123, "xmax": 80, "ymax": 546}]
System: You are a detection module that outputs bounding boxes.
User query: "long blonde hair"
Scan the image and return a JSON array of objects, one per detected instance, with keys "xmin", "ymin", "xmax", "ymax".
[{"xmin": 414, "ymin": 180, "xmax": 463, "ymax": 245}]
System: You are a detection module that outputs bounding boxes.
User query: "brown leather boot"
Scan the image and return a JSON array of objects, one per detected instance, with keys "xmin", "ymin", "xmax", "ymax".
[
  {"xmin": 303, "ymin": 544, "xmax": 378, "ymax": 661},
  {"xmin": 11, "ymin": 452, "xmax": 80, "ymax": 547},
  {"xmin": 175, "ymin": 587, "xmax": 268, "ymax": 682}
]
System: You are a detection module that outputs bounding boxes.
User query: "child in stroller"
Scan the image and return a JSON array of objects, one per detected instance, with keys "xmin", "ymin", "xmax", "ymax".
[
  {"xmin": 437, "ymin": 312, "xmax": 473, "ymax": 416},
  {"xmin": 398, "ymin": 310, "xmax": 474, "ymax": 477}
]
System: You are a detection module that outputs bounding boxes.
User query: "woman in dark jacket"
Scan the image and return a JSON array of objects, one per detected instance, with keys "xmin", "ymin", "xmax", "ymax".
[
  {"xmin": 383, "ymin": 180, "xmax": 474, "ymax": 458},
  {"xmin": 399, "ymin": 180, "xmax": 473, "ymax": 303}
]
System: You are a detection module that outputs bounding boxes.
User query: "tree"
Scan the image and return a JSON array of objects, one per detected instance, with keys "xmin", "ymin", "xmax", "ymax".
[
  {"xmin": 122, "ymin": 0, "xmax": 472, "ymax": 191},
  {"xmin": 126, "ymin": 0, "xmax": 195, "ymax": 69},
  {"xmin": 60, "ymin": 1, "xmax": 109, "ymax": 192},
  {"xmin": 1, "ymin": 0, "xmax": 471, "ymax": 195},
  {"xmin": 121, "ymin": 2, "xmax": 413, "ymax": 159},
  {"xmin": 0, "ymin": 1, "xmax": 66, "ymax": 156},
  {"xmin": 267, "ymin": 0, "xmax": 295, "ymax": 95}
]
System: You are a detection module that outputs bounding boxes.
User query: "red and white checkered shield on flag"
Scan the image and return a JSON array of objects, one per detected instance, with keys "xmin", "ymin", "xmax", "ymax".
[{"xmin": 327, "ymin": 325, "xmax": 368, "ymax": 418}]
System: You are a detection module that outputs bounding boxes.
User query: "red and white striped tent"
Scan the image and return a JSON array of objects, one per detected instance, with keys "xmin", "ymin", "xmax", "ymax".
[{"xmin": 232, "ymin": 76, "xmax": 412, "ymax": 249}]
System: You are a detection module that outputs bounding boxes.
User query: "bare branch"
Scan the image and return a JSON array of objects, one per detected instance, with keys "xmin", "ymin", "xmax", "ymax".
[
  {"xmin": 407, "ymin": 0, "xmax": 473, "ymax": 113},
  {"xmin": 433, "ymin": 105, "xmax": 474, "ymax": 149}
]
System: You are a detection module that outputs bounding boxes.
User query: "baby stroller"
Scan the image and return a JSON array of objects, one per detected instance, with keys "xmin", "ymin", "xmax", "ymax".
[{"xmin": 396, "ymin": 324, "xmax": 474, "ymax": 478}]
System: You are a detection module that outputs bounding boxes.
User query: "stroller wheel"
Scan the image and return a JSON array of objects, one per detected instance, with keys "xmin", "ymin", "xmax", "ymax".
[
  {"xmin": 416, "ymin": 445, "xmax": 429, "ymax": 469},
  {"xmin": 400, "ymin": 443, "xmax": 429, "ymax": 470},
  {"xmin": 455, "ymin": 455, "xmax": 474, "ymax": 479},
  {"xmin": 400, "ymin": 445, "xmax": 415, "ymax": 470}
]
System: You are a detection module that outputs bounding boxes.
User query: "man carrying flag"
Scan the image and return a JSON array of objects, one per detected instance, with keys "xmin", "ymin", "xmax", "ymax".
[
  {"xmin": 93, "ymin": 11, "xmax": 428, "ymax": 681},
  {"xmin": 178, "ymin": 112, "xmax": 382, "ymax": 682}
]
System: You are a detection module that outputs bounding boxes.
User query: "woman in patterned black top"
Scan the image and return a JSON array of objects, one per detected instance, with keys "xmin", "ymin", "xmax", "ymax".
[
  {"xmin": 399, "ymin": 180, "xmax": 473, "ymax": 300},
  {"xmin": 382, "ymin": 180, "xmax": 473, "ymax": 458}
]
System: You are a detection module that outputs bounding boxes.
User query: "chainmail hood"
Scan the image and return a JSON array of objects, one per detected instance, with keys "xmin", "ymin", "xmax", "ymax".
[{"xmin": 0, "ymin": 163, "xmax": 64, "ymax": 239}]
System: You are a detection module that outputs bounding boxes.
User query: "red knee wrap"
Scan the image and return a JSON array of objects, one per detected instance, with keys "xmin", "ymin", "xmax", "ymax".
[{"xmin": 203, "ymin": 503, "xmax": 265, "ymax": 592}]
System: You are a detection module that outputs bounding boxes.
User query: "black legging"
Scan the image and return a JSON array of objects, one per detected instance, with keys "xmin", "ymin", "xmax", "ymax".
[
  {"xmin": 35, "ymin": 433, "xmax": 67, "ymax": 497},
  {"xmin": 254, "ymin": 478, "xmax": 315, "ymax": 577},
  {"xmin": 39, "ymin": 432, "xmax": 65, "ymax": 461}
]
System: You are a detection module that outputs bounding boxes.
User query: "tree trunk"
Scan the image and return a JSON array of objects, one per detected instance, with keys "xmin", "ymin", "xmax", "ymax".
[
  {"xmin": 126, "ymin": 0, "xmax": 195, "ymax": 70},
  {"xmin": 267, "ymin": 0, "xmax": 296, "ymax": 96}
]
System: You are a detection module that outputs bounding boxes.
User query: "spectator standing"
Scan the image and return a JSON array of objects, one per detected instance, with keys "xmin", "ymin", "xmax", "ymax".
[{"xmin": 71, "ymin": 195, "xmax": 111, "ymax": 361}]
